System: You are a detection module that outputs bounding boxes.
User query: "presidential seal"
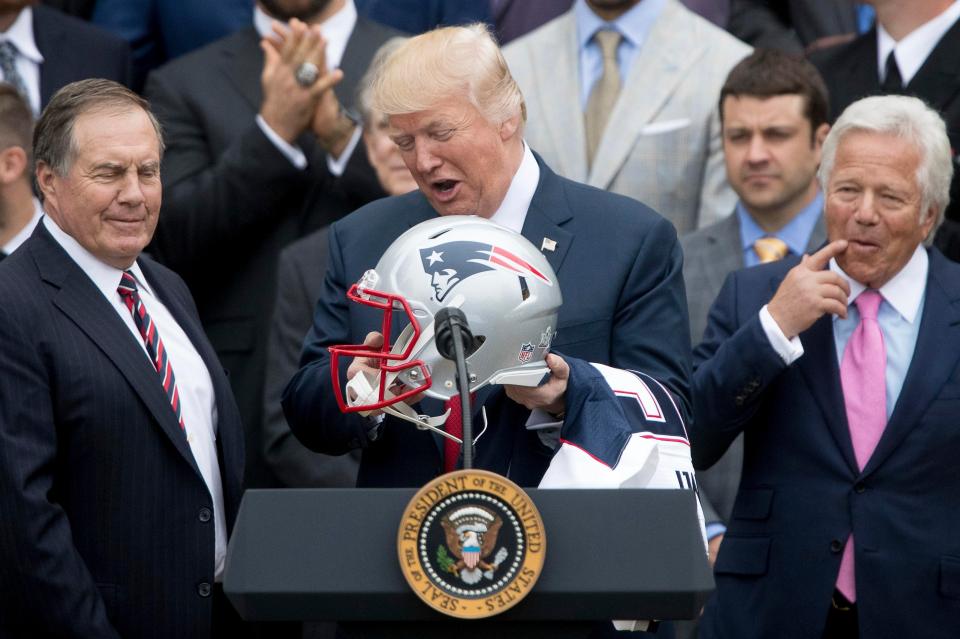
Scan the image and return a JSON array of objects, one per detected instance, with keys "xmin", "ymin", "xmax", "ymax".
[{"xmin": 397, "ymin": 469, "xmax": 546, "ymax": 619}]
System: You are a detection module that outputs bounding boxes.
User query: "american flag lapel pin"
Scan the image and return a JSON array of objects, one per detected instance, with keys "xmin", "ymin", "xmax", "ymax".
[{"xmin": 541, "ymin": 237, "xmax": 557, "ymax": 252}]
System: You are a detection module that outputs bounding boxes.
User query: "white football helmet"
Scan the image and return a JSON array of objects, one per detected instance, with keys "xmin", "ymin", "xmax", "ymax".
[{"xmin": 329, "ymin": 216, "xmax": 562, "ymax": 432}]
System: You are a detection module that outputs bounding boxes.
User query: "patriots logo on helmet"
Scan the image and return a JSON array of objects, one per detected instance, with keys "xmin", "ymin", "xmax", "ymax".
[{"xmin": 419, "ymin": 241, "xmax": 553, "ymax": 302}]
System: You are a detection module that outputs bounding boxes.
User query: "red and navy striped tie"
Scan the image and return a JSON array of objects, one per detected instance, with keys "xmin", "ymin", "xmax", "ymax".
[{"xmin": 117, "ymin": 271, "xmax": 186, "ymax": 434}]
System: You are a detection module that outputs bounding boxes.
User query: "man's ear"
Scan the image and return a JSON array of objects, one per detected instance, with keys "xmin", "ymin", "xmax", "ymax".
[
  {"xmin": 0, "ymin": 146, "xmax": 27, "ymax": 185},
  {"xmin": 35, "ymin": 161, "xmax": 59, "ymax": 207},
  {"xmin": 499, "ymin": 112, "xmax": 521, "ymax": 142}
]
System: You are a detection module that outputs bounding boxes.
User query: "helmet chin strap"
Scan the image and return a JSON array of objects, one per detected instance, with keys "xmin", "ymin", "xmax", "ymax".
[
  {"xmin": 345, "ymin": 368, "xmax": 456, "ymax": 440},
  {"xmin": 345, "ymin": 368, "xmax": 489, "ymax": 445}
]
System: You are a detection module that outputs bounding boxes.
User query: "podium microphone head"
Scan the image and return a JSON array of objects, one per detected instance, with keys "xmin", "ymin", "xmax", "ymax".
[{"xmin": 434, "ymin": 307, "xmax": 478, "ymax": 361}]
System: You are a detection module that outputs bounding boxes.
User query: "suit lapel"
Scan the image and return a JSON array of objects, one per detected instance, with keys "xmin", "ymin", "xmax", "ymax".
[
  {"xmin": 905, "ymin": 19, "xmax": 960, "ymax": 111},
  {"xmin": 32, "ymin": 230, "xmax": 203, "ymax": 478},
  {"xmin": 33, "ymin": 6, "xmax": 66, "ymax": 106},
  {"xmin": 792, "ymin": 282, "xmax": 859, "ymax": 473},
  {"xmin": 833, "ymin": 33, "xmax": 879, "ymax": 114},
  {"xmin": 525, "ymin": 13, "xmax": 588, "ymax": 182},
  {"xmin": 806, "ymin": 214, "xmax": 828, "ymax": 253},
  {"xmin": 521, "ymin": 157, "xmax": 574, "ymax": 276},
  {"xmin": 589, "ymin": 0, "xmax": 696, "ymax": 190},
  {"xmin": 704, "ymin": 213, "xmax": 744, "ymax": 295},
  {"xmin": 139, "ymin": 260, "xmax": 243, "ymax": 493},
  {"xmin": 863, "ymin": 251, "xmax": 960, "ymax": 476},
  {"xmin": 219, "ymin": 28, "xmax": 263, "ymax": 114}
]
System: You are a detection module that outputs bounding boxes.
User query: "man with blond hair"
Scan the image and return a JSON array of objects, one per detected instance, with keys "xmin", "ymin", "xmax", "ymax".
[{"xmin": 282, "ymin": 23, "xmax": 693, "ymax": 489}]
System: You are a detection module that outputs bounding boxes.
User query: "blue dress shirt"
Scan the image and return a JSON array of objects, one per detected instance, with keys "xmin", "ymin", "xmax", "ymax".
[
  {"xmin": 574, "ymin": 0, "xmax": 666, "ymax": 108},
  {"xmin": 738, "ymin": 191, "xmax": 824, "ymax": 267}
]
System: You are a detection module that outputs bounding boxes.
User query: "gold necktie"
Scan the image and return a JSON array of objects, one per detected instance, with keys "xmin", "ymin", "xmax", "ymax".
[
  {"xmin": 584, "ymin": 30, "xmax": 622, "ymax": 166},
  {"xmin": 754, "ymin": 237, "xmax": 789, "ymax": 263}
]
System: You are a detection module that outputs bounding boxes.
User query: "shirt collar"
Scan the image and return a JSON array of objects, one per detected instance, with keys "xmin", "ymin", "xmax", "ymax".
[
  {"xmin": 737, "ymin": 191, "xmax": 824, "ymax": 257},
  {"xmin": 0, "ymin": 7, "xmax": 43, "ymax": 64},
  {"xmin": 254, "ymin": 0, "xmax": 356, "ymax": 70},
  {"xmin": 42, "ymin": 213, "xmax": 152, "ymax": 300},
  {"xmin": 574, "ymin": 0, "xmax": 666, "ymax": 50},
  {"xmin": 489, "ymin": 142, "xmax": 540, "ymax": 234},
  {"xmin": 2, "ymin": 198, "xmax": 43, "ymax": 254},
  {"xmin": 829, "ymin": 244, "xmax": 928, "ymax": 323},
  {"xmin": 876, "ymin": 1, "xmax": 960, "ymax": 85}
]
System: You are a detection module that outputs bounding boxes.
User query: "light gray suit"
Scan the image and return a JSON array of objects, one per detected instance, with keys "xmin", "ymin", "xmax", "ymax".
[
  {"xmin": 681, "ymin": 209, "xmax": 826, "ymax": 525},
  {"xmin": 503, "ymin": 0, "xmax": 751, "ymax": 233}
]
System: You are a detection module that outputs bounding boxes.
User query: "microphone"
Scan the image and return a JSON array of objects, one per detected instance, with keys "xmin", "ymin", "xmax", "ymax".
[
  {"xmin": 434, "ymin": 307, "xmax": 476, "ymax": 469},
  {"xmin": 434, "ymin": 307, "xmax": 477, "ymax": 360}
]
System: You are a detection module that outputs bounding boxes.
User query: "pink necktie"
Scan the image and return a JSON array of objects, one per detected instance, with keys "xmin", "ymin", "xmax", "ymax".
[{"xmin": 836, "ymin": 289, "xmax": 886, "ymax": 601}]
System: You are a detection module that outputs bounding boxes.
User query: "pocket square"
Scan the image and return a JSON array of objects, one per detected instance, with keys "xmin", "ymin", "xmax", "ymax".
[{"xmin": 638, "ymin": 118, "xmax": 691, "ymax": 135}]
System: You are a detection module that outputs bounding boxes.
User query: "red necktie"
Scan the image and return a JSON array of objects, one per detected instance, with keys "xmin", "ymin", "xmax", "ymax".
[
  {"xmin": 443, "ymin": 396, "xmax": 463, "ymax": 474},
  {"xmin": 117, "ymin": 271, "xmax": 186, "ymax": 435}
]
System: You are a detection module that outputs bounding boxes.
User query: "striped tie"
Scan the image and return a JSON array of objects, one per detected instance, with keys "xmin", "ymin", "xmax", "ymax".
[{"xmin": 117, "ymin": 271, "xmax": 186, "ymax": 434}]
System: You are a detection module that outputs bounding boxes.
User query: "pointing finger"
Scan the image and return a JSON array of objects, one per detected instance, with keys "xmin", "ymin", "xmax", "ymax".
[{"xmin": 806, "ymin": 239, "xmax": 848, "ymax": 271}]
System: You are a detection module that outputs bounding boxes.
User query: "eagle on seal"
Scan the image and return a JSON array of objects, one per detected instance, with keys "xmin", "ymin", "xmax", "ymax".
[{"xmin": 440, "ymin": 506, "xmax": 504, "ymax": 584}]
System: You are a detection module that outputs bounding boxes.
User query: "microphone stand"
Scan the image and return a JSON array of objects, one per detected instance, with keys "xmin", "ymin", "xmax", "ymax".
[{"xmin": 434, "ymin": 307, "xmax": 475, "ymax": 469}]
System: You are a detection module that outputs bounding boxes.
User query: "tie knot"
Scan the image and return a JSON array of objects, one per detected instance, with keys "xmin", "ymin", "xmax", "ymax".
[
  {"xmin": 883, "ymin": 51, "xmax": 902, "ymax": 90},
  {"xmin": 753, "ymin": 236, "xmax": 789, "ymax": 263},
  {"xmin": 0, "ymin": 41, "xmax": 17, "ymax": 58},
  {"xmin": 594, "ymin": 29, "xmax": 621, "ymax": 60},
  {"xmin": 117, "ymin": 270, "xmax": 139, "ymax": 298},
  {"xmin": 855, "ymin": 289, "xmax": 883, "ymax": 319}
]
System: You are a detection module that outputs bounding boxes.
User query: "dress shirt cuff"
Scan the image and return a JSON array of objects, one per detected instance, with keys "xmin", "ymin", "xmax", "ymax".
[
  {"xmin": 525, "ymin": 408, "xmax": 563, "ymax": 430},
  {"xmin": 326, "ymin": 124, "xmax": 362, "ymax": 176},
  {"xmin": 255, "ymin": 114, "xmax": 308, "ymax": 170},
  {"xmin": 759, "ymin": 304, "xmax": 804, "ymax": 364},
  {"xmin": 705, "ymin": 522, "xmax": 727, "ymax": 541}
]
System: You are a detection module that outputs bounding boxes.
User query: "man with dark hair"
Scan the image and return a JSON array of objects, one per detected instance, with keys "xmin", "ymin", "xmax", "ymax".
[
  {"xmin": 681, "ymin": 49, "xmax": 830, "ymax": 585},
  {"xmin": 0, "ymin": 83, "xmax": 40, "ymax": 260},
  {"xmin": 0, "ymin": 79, "xmax": 246, "ymax": 638}
]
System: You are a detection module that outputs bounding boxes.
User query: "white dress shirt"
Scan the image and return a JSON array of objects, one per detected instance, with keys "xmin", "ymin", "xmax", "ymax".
[
  {"xmin": 0, "ymin": 7, "xmax": 44, "ymax": 114},
  {"xmin": 253, "ymin": 1, "xmax": 362, "ymax": 174},
  {"xmin": 1, "ymin": 198, "xmax": 42, "ymax": 255},
  {"xmin": 489, "ymin": 142, "xmax": 540, "ymax": 233},
  {"xmin": 877, "ymin": 1, "xmax": 960, "ymax": 85},
  {"xmin": 42, "ymin": 215, "xmax": 229, "ymax": 581}
]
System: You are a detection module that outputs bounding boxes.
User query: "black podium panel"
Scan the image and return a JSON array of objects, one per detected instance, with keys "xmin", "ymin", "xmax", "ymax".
[{"xmin": 225, "ymin": 488, "xmax": 712, "ymax": 626}]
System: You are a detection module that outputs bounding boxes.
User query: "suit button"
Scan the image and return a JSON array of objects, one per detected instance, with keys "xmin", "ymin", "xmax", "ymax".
[
  {"xmin": 198, "ymin": 507, "xmax": 212, "ymax": 522},
  {"xmin": 197, "ymin": 582, "xmax": 211, "ymax": 598},
  {"xmin": 854, "ymin": 482, "xmax": 866, "ymax": 494},
  {"xmin": 830, "ymin": 539, "xmax": 843, "ymax": 553}
]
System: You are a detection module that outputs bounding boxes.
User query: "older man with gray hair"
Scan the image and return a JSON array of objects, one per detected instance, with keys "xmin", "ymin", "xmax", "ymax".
[
  {"xmin": 0, "ymin": 79, "xmax": 246, "ymax": 638},
  {"xmin": 691, "ymin": 93, "xmax": 960, "ymax": 639},
  {"xmin": 283, "ymin": 22, "xmax": 693, "ymax": 486}
]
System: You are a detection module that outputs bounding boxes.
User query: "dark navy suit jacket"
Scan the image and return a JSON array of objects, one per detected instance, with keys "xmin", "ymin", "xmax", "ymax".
[
  {"xmin": 34, "ymin": 4, "xmax": 132, "ymax": 106},
  {"xmin": 0, "ymin": 225, "xmax": 245, "ymax": 638},
  {"xmin": 692, "ymin": 249, "xmax": 960, "ymax": 639},
  {"xmin": 282, "ymin": 153, "xmax": 692, "ymax": 488}
]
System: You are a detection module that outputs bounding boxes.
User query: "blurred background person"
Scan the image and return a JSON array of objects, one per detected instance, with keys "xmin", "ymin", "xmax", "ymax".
[
  {"xmin": 262, "ymin": 37, "xmax": 415, "ymax": 490},
  {"xmin": 503, "ymin": 0, "xmax": 750, "ymax": 234},
  {"xmin": 92, "ymin": 0, "xmax": 253, "ymax": 91},
  {"xmin": 728, "ymin": 0, "xmax": 874, "ymax": 54},
  {"xmin": 810, "ymin": 0, "xmax": 960, "ymax": 236},
  {"xmin": 0, "ymin": 83, "xmax": 40, "ymax": 261},
  {"xmin": 0, "ymin": 0, "xmax": 130, "ymax": 114},
  {"xmin": 678, "ymin": 48, "xmax": 829, "ymax": 639},
  {"xmin": 144, "ymin": 0, "xmax": 397, "ymax": 489}
]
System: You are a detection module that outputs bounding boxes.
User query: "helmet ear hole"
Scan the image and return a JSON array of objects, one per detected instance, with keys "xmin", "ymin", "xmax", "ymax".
[{"xmin": 468, "ymin": 335, "xmax": 485, "ymax": 357}]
